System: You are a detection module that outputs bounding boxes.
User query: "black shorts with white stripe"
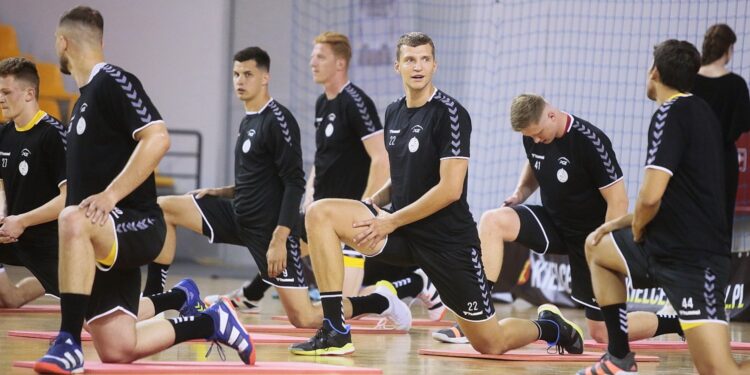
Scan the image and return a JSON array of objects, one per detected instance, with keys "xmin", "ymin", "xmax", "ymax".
[
  {"xmin": 611, "ymin": 228, "xmax": 730, "ymax": 326},
  {"xmin": 512, "ymin": 204, "xmax": 602, "ymax": 320}
]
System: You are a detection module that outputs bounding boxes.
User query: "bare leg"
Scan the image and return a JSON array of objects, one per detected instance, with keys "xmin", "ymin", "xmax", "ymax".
[
  {"xmin": 684, "ymin": 322, "xmax": 750, "ymax": 375},
  {"xmin": 478, "ymin": 207, "xmax": 521, "ymax": 283},
  {"xmin": 0, "ymin": 272, "xmax": 45, "ymax": 308}
]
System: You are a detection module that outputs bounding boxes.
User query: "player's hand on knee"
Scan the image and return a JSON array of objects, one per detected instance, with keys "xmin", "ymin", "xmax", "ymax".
[
  {"xmin": 588, "ymin": 224, "xmax": 611, "ymax": 246},
  {"xmin": 80, "ymin": 190, "xmax": 117, "ymax": 226},
  {"xmin": 187, "ymin": 188, "xmax": 215, "ymax": 199},
  {"xmin": 266, "ymin": 241, "xmax": 287, "ymax": 278},
  {"xmin": 353, "ymin": 204, "xmax": 395, "ymax": 250},
  {"xmin": 502, "ymin": 191, "xmax": 523, "ymax": 207},
  {"xmin": 0, "ymin": 215, "xmax": 24, "ymax": 241}
]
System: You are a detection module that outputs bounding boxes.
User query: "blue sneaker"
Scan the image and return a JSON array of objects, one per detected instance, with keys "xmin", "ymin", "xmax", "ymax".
[
  {"xmin": 174, "ymin": 278, "xmax": 206, "ymax": 316},
  {"xmin": 33, "ymin": 331, "xmax": 84, "ymax": 374},
  {"xmin": 204, "ymin": 297, "xmax": 256, "ymax": 365}
]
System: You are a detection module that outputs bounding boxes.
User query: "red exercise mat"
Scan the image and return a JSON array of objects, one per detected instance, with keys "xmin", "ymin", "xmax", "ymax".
[
  {"xmin": 244, "ymin": 324, "xmax": 407, "ymax": 335},
  {"xmin": 7, "ymin": 330, "xmax": 305, "ymax": 344},
  {"xmin": 13, "ymin": 360, "xmax": 382, "ymax": 374},
  {"xmin": 584, "ymin": 339, "xmax": 750, "ymax": 351},
  {"xmin": 418, "ymin": 347, "xmax": 660, "ymax": 362},
  {"xmin": 271, "ymin": 315, "xmax": 454, "ymax": 327},
  {"xmin": 0, "ymin": 304, "xmax": 60, "ymax": 313}
]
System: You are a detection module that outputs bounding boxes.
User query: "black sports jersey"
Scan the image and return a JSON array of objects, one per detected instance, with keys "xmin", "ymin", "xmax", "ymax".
[
  {"xmin": 384, "ymin": 89, "xmax": 478, "ymax": 250},
  {"xmin": 313, "ymin": 82, "xmax": 382, "ymax": 200},
  {"xmin": 692, "ymin": 73, "xmax": 750, "ymax": 144},
  {"xmin": 644, "ymin": 94, "xmax": 729, "ymax": 256},
  {"xmin": 66, "ymin": 64, "xmax": 161, "ymax": 211},
  {"xmin": 523, "ymin": 114, "xmax": 623, "ymax": 238},
  {"xmin": 0, "ymin": 111, "xmax": 66, "ymax": 239},
  {"xmin": 233, "ymin": 99, "xmax": 305, "ymax": 234}
]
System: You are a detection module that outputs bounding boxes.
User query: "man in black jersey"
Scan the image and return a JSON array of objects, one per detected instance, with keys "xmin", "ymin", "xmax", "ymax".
[
  {"xmin": 36, "ymin": 7, "xmax": 255, "ymax": 374},
  {"xmin": 291, "ymin": 32, "xmax": 583, "ymax": 356},
  {"xmin": 0, "ymin": 57, "xmax": 66, "ymax": 308},
  {"xmin": 204, "ymin": 32, "xmax": 440, "ymax": 318},
  {"xmin": 155, "ymin": 46, "xmax": 410, "ymax": 331},
  {"xmin": 452, "ymin": 94, "xmax": 682, "ymax": 346},
  {"xmin": 578, "ymin": 40, "xmax": 750, "ymax": 374}
]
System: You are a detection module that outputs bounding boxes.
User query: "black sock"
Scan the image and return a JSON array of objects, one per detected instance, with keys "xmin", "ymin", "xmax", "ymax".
[
  {"xmin": 534, "ymin": 319, "xmax": 559, "ymax": 343},
  {"xmin": 348, "ymin": 293, "xmax": 389, "ymax": 317},
  {"xmin": 143, "ymin": 262, "xmax": 170, "ymax": 296},
  {"xmin": 602, "ymin": 303, "xmax": 630, "ymax": 358},
  {"xmin": 391, "ymin": 275, "xmax": 423, "ymax": 299},
  {"xmin": 242, "ymin": 274, "xmax": 270, "ymax": 301},
  {"xmin": 320, "ymin": 291, "xmax": 346, "ymax": 332},
  {"xmin": 169, "ymin": 313, "xmax": 214, "ymax": 344},
  {"xmin": 148, "ymin": 288, "xmax": 187, "ymax": 314},
  {"xmin": 654, "ymin": 313, "xmax": 683, "ymax": 337},
  {"xmin": 59, "ymin": 293, "xmax": 89, "ymax": 344}
]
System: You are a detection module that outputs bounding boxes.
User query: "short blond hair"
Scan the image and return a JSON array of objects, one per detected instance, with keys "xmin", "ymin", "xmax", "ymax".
[
  {"xmin": 314, "ymin": 31, "xmax": 352, "ymax": 66},
  {"xmin": 510, "ymin": 94, "xmax": 547, "ymax": 131}
]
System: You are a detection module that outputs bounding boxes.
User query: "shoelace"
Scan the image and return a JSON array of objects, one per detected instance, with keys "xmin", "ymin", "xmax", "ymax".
[
  {"xmin": 205, "ymin": 340, "xmax": 227, "ymax": 361},
  {"xmin": 373, "ymin": 317, "xmax": 395, "ymax": 330}
]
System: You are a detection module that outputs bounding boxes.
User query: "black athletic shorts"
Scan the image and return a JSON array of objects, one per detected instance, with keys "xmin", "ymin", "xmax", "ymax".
[
  {"xmin": 513, "ymin": 204, "xmax": 602, "ymax": 320},
  {"xmin": 362, "ymin": 258, "xmax": 418, "ymax": 287},
  {"xmin": 0, "ymin": 237, "xmax": 59, "ymax": 296},
  {"xmin": 611, "ymin": 228, "xmax": 729, "ymax": 325},
  {"xmin": 87, "ymin": 206, "xmax": 166, "ymax": 322},
  {"xmin": 360, "ymin": 202, "xmax": 495, "ymax": 321},
  {"xmin": 193, "ymin": 195, "xmax": 306, "ymax": 289}
]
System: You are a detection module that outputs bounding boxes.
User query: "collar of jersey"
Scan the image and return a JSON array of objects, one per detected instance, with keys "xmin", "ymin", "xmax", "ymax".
[
  {"xmin": 87, "ymin": 62, "xmax": 108, "ymax": 84},
  {"xmin": 245, "ymin": 98, "xmax": 273, "ymax": 115},
  {"xmin": 338, "ymin": 81, "xmax": 351, "ymax": 94},
  {"xmin": 666, "ymin": 92, "xmax": 691, "ymax": 102},
  {"xmin": 15, "ymin": 110, "xmax": 46, "ymax": 132},
  {"xmin": 563, "ymin": 112, "xmax": 574, "ymax": 133}
]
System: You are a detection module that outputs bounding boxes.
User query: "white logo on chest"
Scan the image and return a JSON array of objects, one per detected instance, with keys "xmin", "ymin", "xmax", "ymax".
[
  {"xmin": 325, "ymin": 123, "xmax": 334, "ymax": 137},
  {"xmin": 408, "ymin": 137, "xmax": 419, "ymax": 153},
  {"xmin": 76, "ymin": 117, "xmax": 87, "ymax": 135},
  {"xmin": 557, "ymin": 168, "xmax": 568, "ymax": 183},
  {"xmin": 18, "ymin": 160, "xmax": 28, "ymax": 176},
  {"xmin": 242, "ymin": 139, "xmax": 251, "ymax": 153}
]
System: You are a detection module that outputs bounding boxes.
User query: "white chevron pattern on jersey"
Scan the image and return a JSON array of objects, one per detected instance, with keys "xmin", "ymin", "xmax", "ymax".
[
  {"xmin": 268, "ymin": 100, "xmax": 293, "ymax": 145},
  {"xmin": 101, "ymin": 65, "xmax": 153, "ymax": 124},
  {"xmin": 434, "ymin": 92, "xmax": 462, "ymax": 156},
  {"xmin": 343, "ymin": 84, "xmax": 377, "ymax": 133},
  {"xmin": 571, "ymin": 120, "xmax": 619, "ymax": 181}
]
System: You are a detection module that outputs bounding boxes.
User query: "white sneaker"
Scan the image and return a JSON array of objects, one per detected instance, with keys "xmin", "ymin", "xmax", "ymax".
[
  {"xmin": 203, "ymin": 287, "xmax": 260, "ymax": 314},
  {"xmin": 374, "ymin": 281, "xmax": 412, "ymax": 331},
  {"xmin": 413, "ymin": 269, "xmax": 447, "ymax": 321}
]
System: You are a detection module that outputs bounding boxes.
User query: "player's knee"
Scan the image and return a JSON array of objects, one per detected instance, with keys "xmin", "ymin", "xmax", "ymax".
[
  {"xmin": 693, "ymin": 360, "xmax": 727, "ymax": 375},
  {"xmin": 58, "ymin": 206, "xmax": 88, "ymax": 239},
  {"xmin": 469, "ymin": 336, "xmax": 507, "ymax": 355},
  {"xmin": 588, "ymin": 324, "xmax": 608, "ymax": 343},
  {"xmin": 97, "ymin": 346, "xmax": 136, "ymax": 364},
  {"xmin": 305, "ymin": 200, "xmax": 333, "ymax": 226},
  {"xmin": 584, "ymin": 233, "xmax": 600, "ymax": 264}
]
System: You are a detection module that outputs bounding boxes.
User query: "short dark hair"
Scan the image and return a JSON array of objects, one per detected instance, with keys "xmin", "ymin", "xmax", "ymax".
[
  {"xmin": 59, "ymin": 5, "xmax": 104, "ymax": 34},
  {"xmin": 0, "ymin": 57, "xmax": 40, "ymax": 99},
  {"xmin": 701, "ymin": 24, "xmax": 737, "ymax": 65},
  {"xmin": 652, "ymin": 39, "xmax": 700, "ymax": 93},
  {"xmin": 233, "ymin": 47, "xmax": 271, "ymax": 72},
  {"xmin": 395, "ymin": 32, "xmax": 435, "ymax": 60}
]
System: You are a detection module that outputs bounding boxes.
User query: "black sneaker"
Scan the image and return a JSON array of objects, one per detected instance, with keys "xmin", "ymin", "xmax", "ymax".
[
  {"xmin": 289, "ymin": 319, "xmax": 354, "ymax": 356},
  {"xmin": 537, "ymin": 303, "xmax": 584, "ymax": 354}
]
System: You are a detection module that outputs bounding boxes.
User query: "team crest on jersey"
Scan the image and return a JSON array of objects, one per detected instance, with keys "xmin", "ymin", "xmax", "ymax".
[
  {"xmin": 76, "ymin": 116, "xmax": 87, "ymax": 135},
  {"xmin": 18, "ymin": 160, "xmax": 28, "ymax": 176},
  {"xmin": 248, "ymin": 129, "xmax": 256, "ymax": 137},
  {"xmin": 327, "ymin": 113, "xmax": 336, "ymax": 122},
  {"xmin": 411, "ymin": 125, "xmax": 423, "ymax": 134},
  {"xmin": 557, "ymin": 157, "xmax": 569, "ymax": 183},
  {"xmin": 242, "ymin": 139, "xmax": 252, "ymax": 153},
  {"xmin": 325, "ymin": 123, "xmax": 334, "ymax": 137},
  {"xmin": 408, "ymin": 137, "xmax": 419, "ymax": 153}
]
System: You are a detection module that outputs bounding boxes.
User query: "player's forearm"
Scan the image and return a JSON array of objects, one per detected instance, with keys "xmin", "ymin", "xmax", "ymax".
[
  {"xmin": 389, "ymin": 181, "xmax": 459, "ymax": 228},
  {"xmin": 632, "ymin": 197, "xmax": 660, "ymax": 234},
  {"xmin": 361, "ymin": 155, "xmax": 390, "ymax": 199},
  {"xmin": 369, "ymin": 180, "xmax": 392, "ymax": 207},
  {"xmin": 18, "ymin": 185, "xmax": 67, "ymax": 227},
  {"xmin": 601, "ymin": 213, "xmax": 634, "ymax": 232},
  {"xmin": 270, "ymin": 225, "xmax": 292, "ymax": 243},
  {"xmin": 215, "ymin": 185, "xmax": 235, "ymax": 198},
  {"xmin": 106, "ymin": 129, "xmax": 170, "ymax": 202},
  {"xmin": 514, "ymin": 162, "xmax": 538, "ymax": 201}
]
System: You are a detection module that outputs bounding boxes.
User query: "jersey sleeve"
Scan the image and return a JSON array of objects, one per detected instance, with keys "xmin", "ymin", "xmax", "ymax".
[
  {"xmin": 102, "ymin": 66, "xmax": 163, "ymax": 139},
  {"xmin": 577, "ymin": 129, "xmax": 623, "ymax": 189},
  {"xmin": 267, "ymin": 106, "xmax": 305, "ymax": 229},
  {"xmin": 435, "ymin": 102, "xmax": 471, "ymax": 159},
  {"xmin": 344, "ymin": 89, "xmax": 383, "ymax": 140},
  {"xmin": 42, "ymin": 123, "xmax": 67, "ymax": 187},
  {"xmin": 645, "ymin": 105, "xmax": 685, "ymax": 175}
]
